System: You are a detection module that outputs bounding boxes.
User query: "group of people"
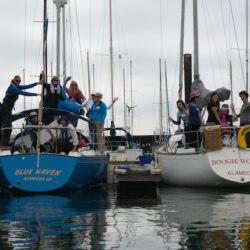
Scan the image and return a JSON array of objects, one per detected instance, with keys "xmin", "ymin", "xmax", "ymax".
[
  {"xmin": 0, "ymin": 73, "xmax": 118, "ymax": 154},
  {"xmin": 169, "ymin": 90, "xmax": 250, "ymax": 149}
]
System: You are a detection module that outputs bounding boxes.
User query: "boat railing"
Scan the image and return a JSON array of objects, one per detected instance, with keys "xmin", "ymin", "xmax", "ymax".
[
  {"xmin": 0, "ymin": 125, "xmax": 105, "ymax": 154},
  {"xmin": 157, "ymin": 125, "xmax": 241, "ymax": 154}
]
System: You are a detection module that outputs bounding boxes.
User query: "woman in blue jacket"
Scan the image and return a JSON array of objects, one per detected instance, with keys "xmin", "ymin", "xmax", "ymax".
[
  {"xmin": 0, "ymin": 75, "xmax": 42, "ymax": 146},
  {"xmin": 90, "ymin": 92, "xmax": 107, "ymax": 153}
]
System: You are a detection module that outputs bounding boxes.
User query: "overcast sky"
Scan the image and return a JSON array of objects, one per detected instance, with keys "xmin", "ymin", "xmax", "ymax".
[{"xmin": 0, "ymin": 0, "xmax": 247, "ymax": 134}]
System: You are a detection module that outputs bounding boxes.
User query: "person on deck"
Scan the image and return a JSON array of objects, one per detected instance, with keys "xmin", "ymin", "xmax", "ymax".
[
  {"xmin": 238, "ymin": 91, "xmax": 250, "ymax": 126},
  {"xmin": 42, "ymin": 75, "xmax": 69, "ymax": 124},
  {"xmin": 90, "ymin": 92, "xmax": 107, "ymax": 153},
  {"xmin": 82, "ymin": 91, "xmax": 118, "ymax": 117},
  {"xmin": 238, "ymin": 90, "xmax": 250, "ymax": 147},
  {"xmin": 169, "ymin": 100, "xmax": 188, "ymax": 132},
  {"xmin": 220, "ymin": 104, "xmax": 238, "ymax": 135},
  {"xmin": 181, "ymin": 92, "xmax": 203, "ymax": 149},
  {"xmin": 63, "ymin": 77, "xmax": 86, "ymax": 105},
  {"xmin": 54, "ymin": 116, "xmax": 78, "ymax": 154},
  {"xmin": 206, "ymin": 92, "xmax": 221, "ymax": 126},
  {"xmin": 0, "ymin": 75, "xmax": 42, "ymax": 146},
  {"xmin": 25, "ymin": 111, "xmax": 38, "ymax": 133}
]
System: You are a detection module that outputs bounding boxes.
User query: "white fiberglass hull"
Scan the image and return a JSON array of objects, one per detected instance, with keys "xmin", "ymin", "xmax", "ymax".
[{"xmin": 157, "ymin": 147, "xmax": 250, "ymax": 187}]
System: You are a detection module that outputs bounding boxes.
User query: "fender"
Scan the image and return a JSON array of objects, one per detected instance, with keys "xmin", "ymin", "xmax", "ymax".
[{"xmin": 238, "ymin": 125, "xmax": 250, "ymax": 149}]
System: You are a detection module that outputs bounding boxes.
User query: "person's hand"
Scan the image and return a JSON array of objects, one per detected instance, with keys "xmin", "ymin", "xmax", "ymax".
[
  {"xmin": 169, "ymin": 117, "xmax": 174, "ymax": 122},
  {"xmin": 37, "ymin": 79, "xmax": 44, "ymax": 85},
  {"xmin": 37, "ymin": 93, "xmax": 43, "ymax": 97},
  {"xmin": 113, "ymin": 97, "xmax": 118, "ymax": 103},
  {"xmin": 66, "ymin": 76, "xmax": 71, "ymax": 82},
  {"xmin": 72, "ymin": 146, "xmax": 77, "ymax": 152}
]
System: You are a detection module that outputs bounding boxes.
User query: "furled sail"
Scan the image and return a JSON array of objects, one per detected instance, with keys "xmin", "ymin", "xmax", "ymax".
[{"xmin": 192, "ymin": 79, "xmax": 230, "ymax": 108}]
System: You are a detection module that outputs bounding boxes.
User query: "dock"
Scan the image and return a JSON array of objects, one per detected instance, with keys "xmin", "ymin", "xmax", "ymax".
[{"xmin": 107, "ymin": 151, "xmax": 161, "ymax": 198}]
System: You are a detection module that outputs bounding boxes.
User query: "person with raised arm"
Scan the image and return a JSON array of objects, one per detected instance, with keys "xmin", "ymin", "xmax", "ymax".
[{"xmin": 0, "ymin": 75, "xmax": 42, "ymax": 146}]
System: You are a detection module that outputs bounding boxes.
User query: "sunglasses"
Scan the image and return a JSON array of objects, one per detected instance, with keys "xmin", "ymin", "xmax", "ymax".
[
  {"xmin": 95, "ymin": 95, "xmax": 101, "ymax": 98},
  {"xmin": 53, "ymin": 79, "xmax": 59, "ymax": 82},
  {"xmin": 16, "ymin": 80, "xmax": 21, "ymax": 83}
]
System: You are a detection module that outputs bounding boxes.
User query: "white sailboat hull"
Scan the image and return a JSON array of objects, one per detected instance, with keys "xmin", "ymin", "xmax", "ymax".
[{"xmin": 157, "ymin": 147, "xmax": 250, "ymax": 187}]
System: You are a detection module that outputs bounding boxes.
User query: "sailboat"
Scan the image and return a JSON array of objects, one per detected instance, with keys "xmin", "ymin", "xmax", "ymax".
[
  {"xmin": 155, "ymin": 0, "xmax": 250, "ymax": 187},
  {"xmin": 0, "ymin": 0, "xmax": 108, "ymax": 192}
]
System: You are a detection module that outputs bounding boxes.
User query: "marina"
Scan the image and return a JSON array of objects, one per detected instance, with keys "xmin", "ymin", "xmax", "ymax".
[{"xmin": 1, "ymin": 0, "xmax": 250, "ymax": 249}]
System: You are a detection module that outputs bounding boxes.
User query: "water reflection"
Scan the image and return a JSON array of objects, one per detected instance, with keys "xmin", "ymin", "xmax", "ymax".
[
  {"xmin": 0, "ymin": 191, "xmax": 108, "ymax": 249},
  {"xmin": 1, "ymin": 188, "xmax": 250, "ymax": 249}
]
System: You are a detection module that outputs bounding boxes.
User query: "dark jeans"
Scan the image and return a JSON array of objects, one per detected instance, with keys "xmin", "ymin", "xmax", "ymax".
[
  {"xmin": 0, "ymin": 103, "xmax": 12, "ymax": 146},
  {"xmin": 186, "ymin": 124, "xmax": 201, "ymax": 148},
  {"xmin": 56, "ymin": 139, "xmax": 74, "ymax": 154}
]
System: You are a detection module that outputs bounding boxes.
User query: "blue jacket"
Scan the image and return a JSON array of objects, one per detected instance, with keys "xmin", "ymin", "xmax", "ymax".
[
  {"xmin": 90, "ymin": 102, "xmax": 107, "ymax": 125},
  {"xmin": 7, "ymin": 83, "xmax": 38, "ymax": 97}
]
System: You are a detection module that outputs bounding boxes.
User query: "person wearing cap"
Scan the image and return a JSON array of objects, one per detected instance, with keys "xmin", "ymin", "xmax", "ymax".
[
  {"xmin": 181, "ymin": 91, "xmax": 202, "ymax": 148},
  {"xmin": 25, "ymin": 111, "xmax": 38, "ymax": 133},
  {"xmin": 206, "ymin": 92, "xmax": 221, "ymax": 126},
  {"xmin": 90, "ymin": 92, "xmax": 107, "ymax": 153},
  {"xmin": 82, "ymin": 91, "xmax": 118, "ymax": 117},
  {"xmin": 54, "ymin": 116, "xmax": 79, "ymax": 154},
  {"xmin": 0, "ymin": 75, "xmax": 43, "ymax": 146}
]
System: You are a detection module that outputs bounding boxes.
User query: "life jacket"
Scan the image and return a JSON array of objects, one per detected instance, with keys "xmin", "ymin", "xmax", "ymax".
[
  {"xmin": 3, "ymin": 82, "xmax": 19, "ymax": 111},
  {"xmin": 43, "ymin": 83, "xmax": 64, "ymax": 108},
  {"xmin": 61, "ymin": 121, "xmax": 73, "ymax": 142}
]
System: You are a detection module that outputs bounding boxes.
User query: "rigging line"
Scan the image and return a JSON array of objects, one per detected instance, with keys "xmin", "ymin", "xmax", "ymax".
[
  {"xmin": 220, "ymin": 0, "xmax": 230, "ymax": 64},
  {"xmin": 74, "ymin": 0, "xmax": 87, "ymax": 95},
  {"xmin": 115, "ymin": 1, "xmax": 128, "ymax": 57},
  {"xmin": 201, "ymin": 0, "xmax": 216, "ymax": 87},
  {"xmin": 229, "ymin": 0, "xmax": 246, "ymax": 88},
  {"xmin": 204, "ymin": 0, "xmax": 224, "ymax": 86}
]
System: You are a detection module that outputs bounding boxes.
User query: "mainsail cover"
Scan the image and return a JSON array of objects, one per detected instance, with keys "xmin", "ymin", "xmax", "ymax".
[{"xmin": 192, "ymin": 79, "xmax": 230, "ymax": 108}]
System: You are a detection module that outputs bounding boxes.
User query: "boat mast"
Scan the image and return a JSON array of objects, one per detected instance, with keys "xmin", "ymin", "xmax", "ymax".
[
  {"xmin": 130, "ymin": 60, "xmax": 134, "ymax": 135},
  {"xmin": 36, "ymin": 0, "xmax": 48, "ymax": 163},
  {"xmin": 246, "ymin": 0, "xmax": 249, "ymax": 92},
  {"xmin": 56, "ymin": 0, "xmax": 61, "ymax": 78},
  {"xmin": 159, "ymin": 59, "xmax": 163, "ymax": 135},
  {"xmin": 178, "ymin": 0, "xmax": 185, "ymax": 99},
  {"xmin": 123, "ymin": 68, "xmax": 126, "ymax": 129},
  {"xmin": 164, "ymin": 61, "xmax": 170, "ymax": 135},
  {"xmin": 87, "ymin": 50, "xmax": 91, "ymax": 97},
  {"xmin": 62, "ymin": 0, "xmax": 67, "ymax": 82},
  {"xmin": 92, "ymin": 64, "xmax": 95, "ymax": 90},
  {"xmin": 109, "ymin": 0, "xmax": 115, "ymax": 124},
  {"xmin": 193, "ymin": 0, "xmax": 200, "ymax": 81},
  {"xmin": 230, "ymin": 61, "xmax": 233, "ymax": 104}
]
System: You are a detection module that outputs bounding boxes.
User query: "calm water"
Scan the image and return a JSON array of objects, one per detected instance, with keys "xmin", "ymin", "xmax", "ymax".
[{"xmin": 1, "ymin": 187, "xmax": 250, "ymax": 249}]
